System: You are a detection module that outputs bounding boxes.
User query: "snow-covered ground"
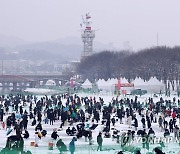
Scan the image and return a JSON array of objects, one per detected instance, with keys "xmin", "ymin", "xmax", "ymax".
[{"xmin": 0, "ymin": 91, "xmax": 180, "ymax": 154}]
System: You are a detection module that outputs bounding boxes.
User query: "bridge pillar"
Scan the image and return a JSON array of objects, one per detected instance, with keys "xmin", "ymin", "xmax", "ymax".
[
  {"xmin": 6, "ymin": 83, "xmax": 10, "ymax": 91},
  {"xmin": 42, "ymin": 79, "xmax": 48, "ymax": 86},
  {"xmin": 54, "ymin": 79, "xmax": 60, "ymax": 86},
  {"xmin": 30, "ymin": 81, "xmax": 36, "ymax": 88},
  {"xmin": 61, "ymin": 80, "xmax": 66, "ymax": 86},
  {"xmin": 2, "ymin": 82, "xmax": 6, "ymax": 91},
  {"xmin": 13, "ymin": 82, "xmax": 17, "ymax": 91}
]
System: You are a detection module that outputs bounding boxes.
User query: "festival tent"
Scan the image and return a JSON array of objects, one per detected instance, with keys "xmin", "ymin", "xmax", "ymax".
[
  {"xmin": 97, "ymin": 79, "xmax": 108, "ymax": 90},
  {"xmin": 132, "ymin": 77, "xmax": 148, "ymax": 91},
  {"xmin": 81, "ymin": 79, "xmax": 92, "ymax": 89},
  {"xmin": 120, "ymin": 77, "xmax": 134, "ymax": 92},
  {"xmin": 108, "ymin": 78, "xmax": 118, "ymax": 86},
  {"xmin": 121, "ymin": 77, "xmax": 129, "ymax": 83},
  {"xmin": 146, "ymin": 77, "xmax": 165, "ymax": 93}
]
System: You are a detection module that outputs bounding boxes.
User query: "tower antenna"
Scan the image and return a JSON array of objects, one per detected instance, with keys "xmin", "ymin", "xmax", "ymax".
[{"xmin": 80, "ymin": 13, "xmax": 95, "ymax": 60}]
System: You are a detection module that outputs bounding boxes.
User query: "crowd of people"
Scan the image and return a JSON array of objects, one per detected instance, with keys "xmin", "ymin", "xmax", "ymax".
[{"xmin": 0, "ymin": 93, "xmax": 179, "ymax": 154}]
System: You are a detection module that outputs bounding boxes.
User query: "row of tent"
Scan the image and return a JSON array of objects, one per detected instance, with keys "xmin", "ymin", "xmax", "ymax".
[{"xmin": 82, "ymin": 77, "xmax": 166, "ymax": 93}]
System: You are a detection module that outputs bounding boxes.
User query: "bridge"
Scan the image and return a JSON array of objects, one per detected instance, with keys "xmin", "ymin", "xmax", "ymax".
[{"xmin": 0, "ymin": 74, "xmax": 70, "ymax": 91}]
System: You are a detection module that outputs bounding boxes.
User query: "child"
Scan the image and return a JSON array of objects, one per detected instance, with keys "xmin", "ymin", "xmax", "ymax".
[{"xmin": 44, "ymin": 117, "xmax": 48, "ymax": 124}]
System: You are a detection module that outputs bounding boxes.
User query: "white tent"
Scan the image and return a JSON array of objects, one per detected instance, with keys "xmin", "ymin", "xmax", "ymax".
[
  {"xmin": 81, "ymin": 79, "xmax": 92, "ymax": 89},
  {"xmin": 46, "ymin": 80, "xmax": 56, "ymax": 86},
  {"xmin": 132, "ymin": 77, "xmax": 148, "ymax": 89},
  {"xmin": 146, "ymin": 77, "xmax": 165, "ymax": 93},
  {"xmin": 109, "ymin": 78, "xmax": 118, "ymax": 86},
  {"xmin": 97, "ymin": 79, "xmax": 107, "ymax": 90},
  {"xmin": 121, "ymin": 77, "xmax": 129, "ymax": 83}
]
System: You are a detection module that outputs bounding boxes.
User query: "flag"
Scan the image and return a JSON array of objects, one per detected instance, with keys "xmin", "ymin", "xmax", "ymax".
[
  {"xmin": 86, "ymin": 27, "xmax": 91, "ymax": 30},
  {"xmin": 86, "ymin": 13, "xmax": 91, "ymax": 19}
]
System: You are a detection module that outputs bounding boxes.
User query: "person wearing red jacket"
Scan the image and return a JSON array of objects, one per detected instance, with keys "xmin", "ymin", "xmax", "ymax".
[{"xmin": 172, "ymin": 111, "xmax": 176, "ymax": 119}]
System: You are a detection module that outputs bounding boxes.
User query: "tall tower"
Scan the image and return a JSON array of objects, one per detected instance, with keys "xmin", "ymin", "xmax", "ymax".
[{"xmin": 80, "ymin": 13, "xmax": 95, "ymax": 60}]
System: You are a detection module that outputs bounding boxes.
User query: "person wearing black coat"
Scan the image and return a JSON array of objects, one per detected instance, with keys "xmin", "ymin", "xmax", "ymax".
[
  {"xmin": 6, "ymin": 117, "xmax": 12, "ymax": 129},
  {"xmin": 72, "ymin": 127, "xmax": 76, "ymax": 135},
  {"xmin": 51, "ymin": 130, "xmax": 59, "ymax": 140},
  {"xmin": 163, "ymin": 120, "xmax": 168, "ymax": 129},
  {"xmin": 29, "ymin": 112, "xmax": 33, "ymax": 119},
  {"xmin": 94, "ymin": 111, "xmax": 100, "ymax": 123},
  {"xmin": 134, "ymin": 116, "xmax": 138, "ymax": 131},
  {"xmin": 49, "ymin": 109, "xmax": 54, "ymax": 125},
  {"xmin": 111, "ymin": 117, "xmax": 116, "ymax": 126},
  {"xmin": 117, "ymin": 108, "xmax": 123, "ymax": 124},
  {"xmin": 169, "ymin": 119, "xmax": 174, "ymax": 133},
  {"xmin": 147, "ymin": 117, "xmax": 151, "ymax": 129},
  {"xmin": 22, "ymin": 115, "xmax": 28, "ymax": 130},
  {"xmin": 66, "ymin": 127, "xmax": 71, "ymax": 135},
  {"xmin": 154, "ymin": 147, "xmax": 165, "ymax": 154},
  {"xmin": 41, "ymin": 130, "xmax": 47, "ymax": 137},
  {"xmin": 148, "ymin": 128, "xmax": 155, "ymax": 143},
  {"xmin": 141, "ymin": 116, "xmax": 146, "ymax": 128},
  {"xmin": 148, "ymin": 128, "xmax": 155, "ymax": 135},
  {"xmin": 23, "ymin": 130, "xmax": 29, "ymax": 139},
  {"xmin": 105, "ymin": 120, "xmax": 111, "ymax": 132},
  {"xmin": 164, "ymin": 129, "xmax": 170, "ymax": 137},
  {"xmin": 31, "ymin": 118, "xmax": 36, "ymax": 126},
  {"xmin": 35, "ymin": 122, "xmax": 42, "ymax": 131},
  {"xmin": 97, "ymin": 132, "xmax": 103, "ymax": 151},
  {"xmin": 20, "ymin": 106, "xmax": 23, "ymax": 115}
]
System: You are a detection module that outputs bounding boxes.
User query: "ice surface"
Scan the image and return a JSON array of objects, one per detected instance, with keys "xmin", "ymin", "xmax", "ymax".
[{"xmin": 0, "ymin": 92, "xmax": 180, "ymax": 154}]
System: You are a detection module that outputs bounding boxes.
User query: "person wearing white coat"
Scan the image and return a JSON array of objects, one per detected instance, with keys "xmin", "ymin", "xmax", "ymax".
[{"xmin": 127, "ymin": 116, "xmax": 132, "ymax": 128}]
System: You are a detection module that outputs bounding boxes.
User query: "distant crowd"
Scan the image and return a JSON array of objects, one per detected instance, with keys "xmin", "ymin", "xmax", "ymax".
[{"xmin": 0, "ymin": 93, "xmax": 180, "ymax": 154}]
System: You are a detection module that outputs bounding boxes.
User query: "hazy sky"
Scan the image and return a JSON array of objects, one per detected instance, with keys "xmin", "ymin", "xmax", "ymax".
[{"xmin": 0, "ymin": 0, "xmax": 180, "ymax": 50}]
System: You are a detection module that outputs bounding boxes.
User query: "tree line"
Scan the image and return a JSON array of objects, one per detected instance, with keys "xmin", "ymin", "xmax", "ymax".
[{"xmin": 77, "ymin": 46, "xmax": 180, "ymax": 90}]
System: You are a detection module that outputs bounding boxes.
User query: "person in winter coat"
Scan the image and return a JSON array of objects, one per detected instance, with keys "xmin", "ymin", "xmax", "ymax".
[
  {"xmin": 172, "ymin": 111, "xmax": 176, "ymax": 119},
  {"xmin": 51, "ymin": 130, "xmax": 59, "ymax": 140},
  {"xmin": 169, "ymin": 119, "xmax": 174, "ymax": 133},
  {"xmin": 147, "ymin": 116, "xmax": 151, "ymax": 129},
  {"xmin": 111, "ymin": 117, "xmax": 116, "ymax": 126},
  {"xmin": 23, "ymin": 130, "xmax": 29, "ymax": 139},
  {"xmin": 97, "ymin": 132, "xmax": 103, "ymax": 151},
  {"xmin": 174, "ymin": 125, "xmax": 179, "ymax": 138},
  {"xmin": 117, "ymin": 108, "xmax": 123, "ymax": 124},
  {"xmin": 66, "ymin": 127, "xmax": 71, "ymax": 135},
  {"xmin": 173, "ymin": 118, "xmax": 177, "ymax": 127},
  {"xmin": 142, "ymin": 131, "xmax": 149, "ymax": 150},
  {"xmin": 49, "ymin": 109, "xmax": 55, "ymax": 125},
  {"xmin": 69, "ymin": 137, "xmax": 76, "ymax": 154},
  {"xmin": 29, "ymin": 112, "xmax": 33, "ymax": 119},
  {"xmin": 148, "ymin": 128, "xmax": 155, "ymax": 143},
  {"xmin": 56, "ymin": 139, "xmax": 67, "ymax": 154},
  {"xmin": 31, "ymin": 118, "xmax": 36, "ymax": 126},
  {"xmin": 94, "ymin": 111, "xmax": 100, "ymax": 123},
  {"xmin": 158, "ymin": 116, "xmax": 163, "ymax": 130},
  {"xmin": 88, "ymin": 130, "xmax": 93, "ymax": 145},
  {"xmin": 134, "ymin": 116, "xmax": 138, "ymax": 131},
  {"xmin": 164, "ymin": 128, "xmax": 170, "ymax": 137},
  {"xmin": 6, "ymin": 117, "xmax": 12, "ymax": 130},
  {"xmin": 127, "ymin": 116, "xmax": 132, "ymax": 128},
  {"xmin": 44, "ymin": 117, "xmax": 48, "ymax": 124},
  {"xmin": 35, "ymin": 122, "xmax": 42, "ymax": 131},
  {"xmin": 154, "ymin": 147, "xmax": 165, "ymax": 154},
  {"xmin": 141, "ymin": 116, "xmax": 146, "ymax": 129},
  {"xmin": 163, "ymin": 119, "xmax": 168, "ymax": 129}
]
